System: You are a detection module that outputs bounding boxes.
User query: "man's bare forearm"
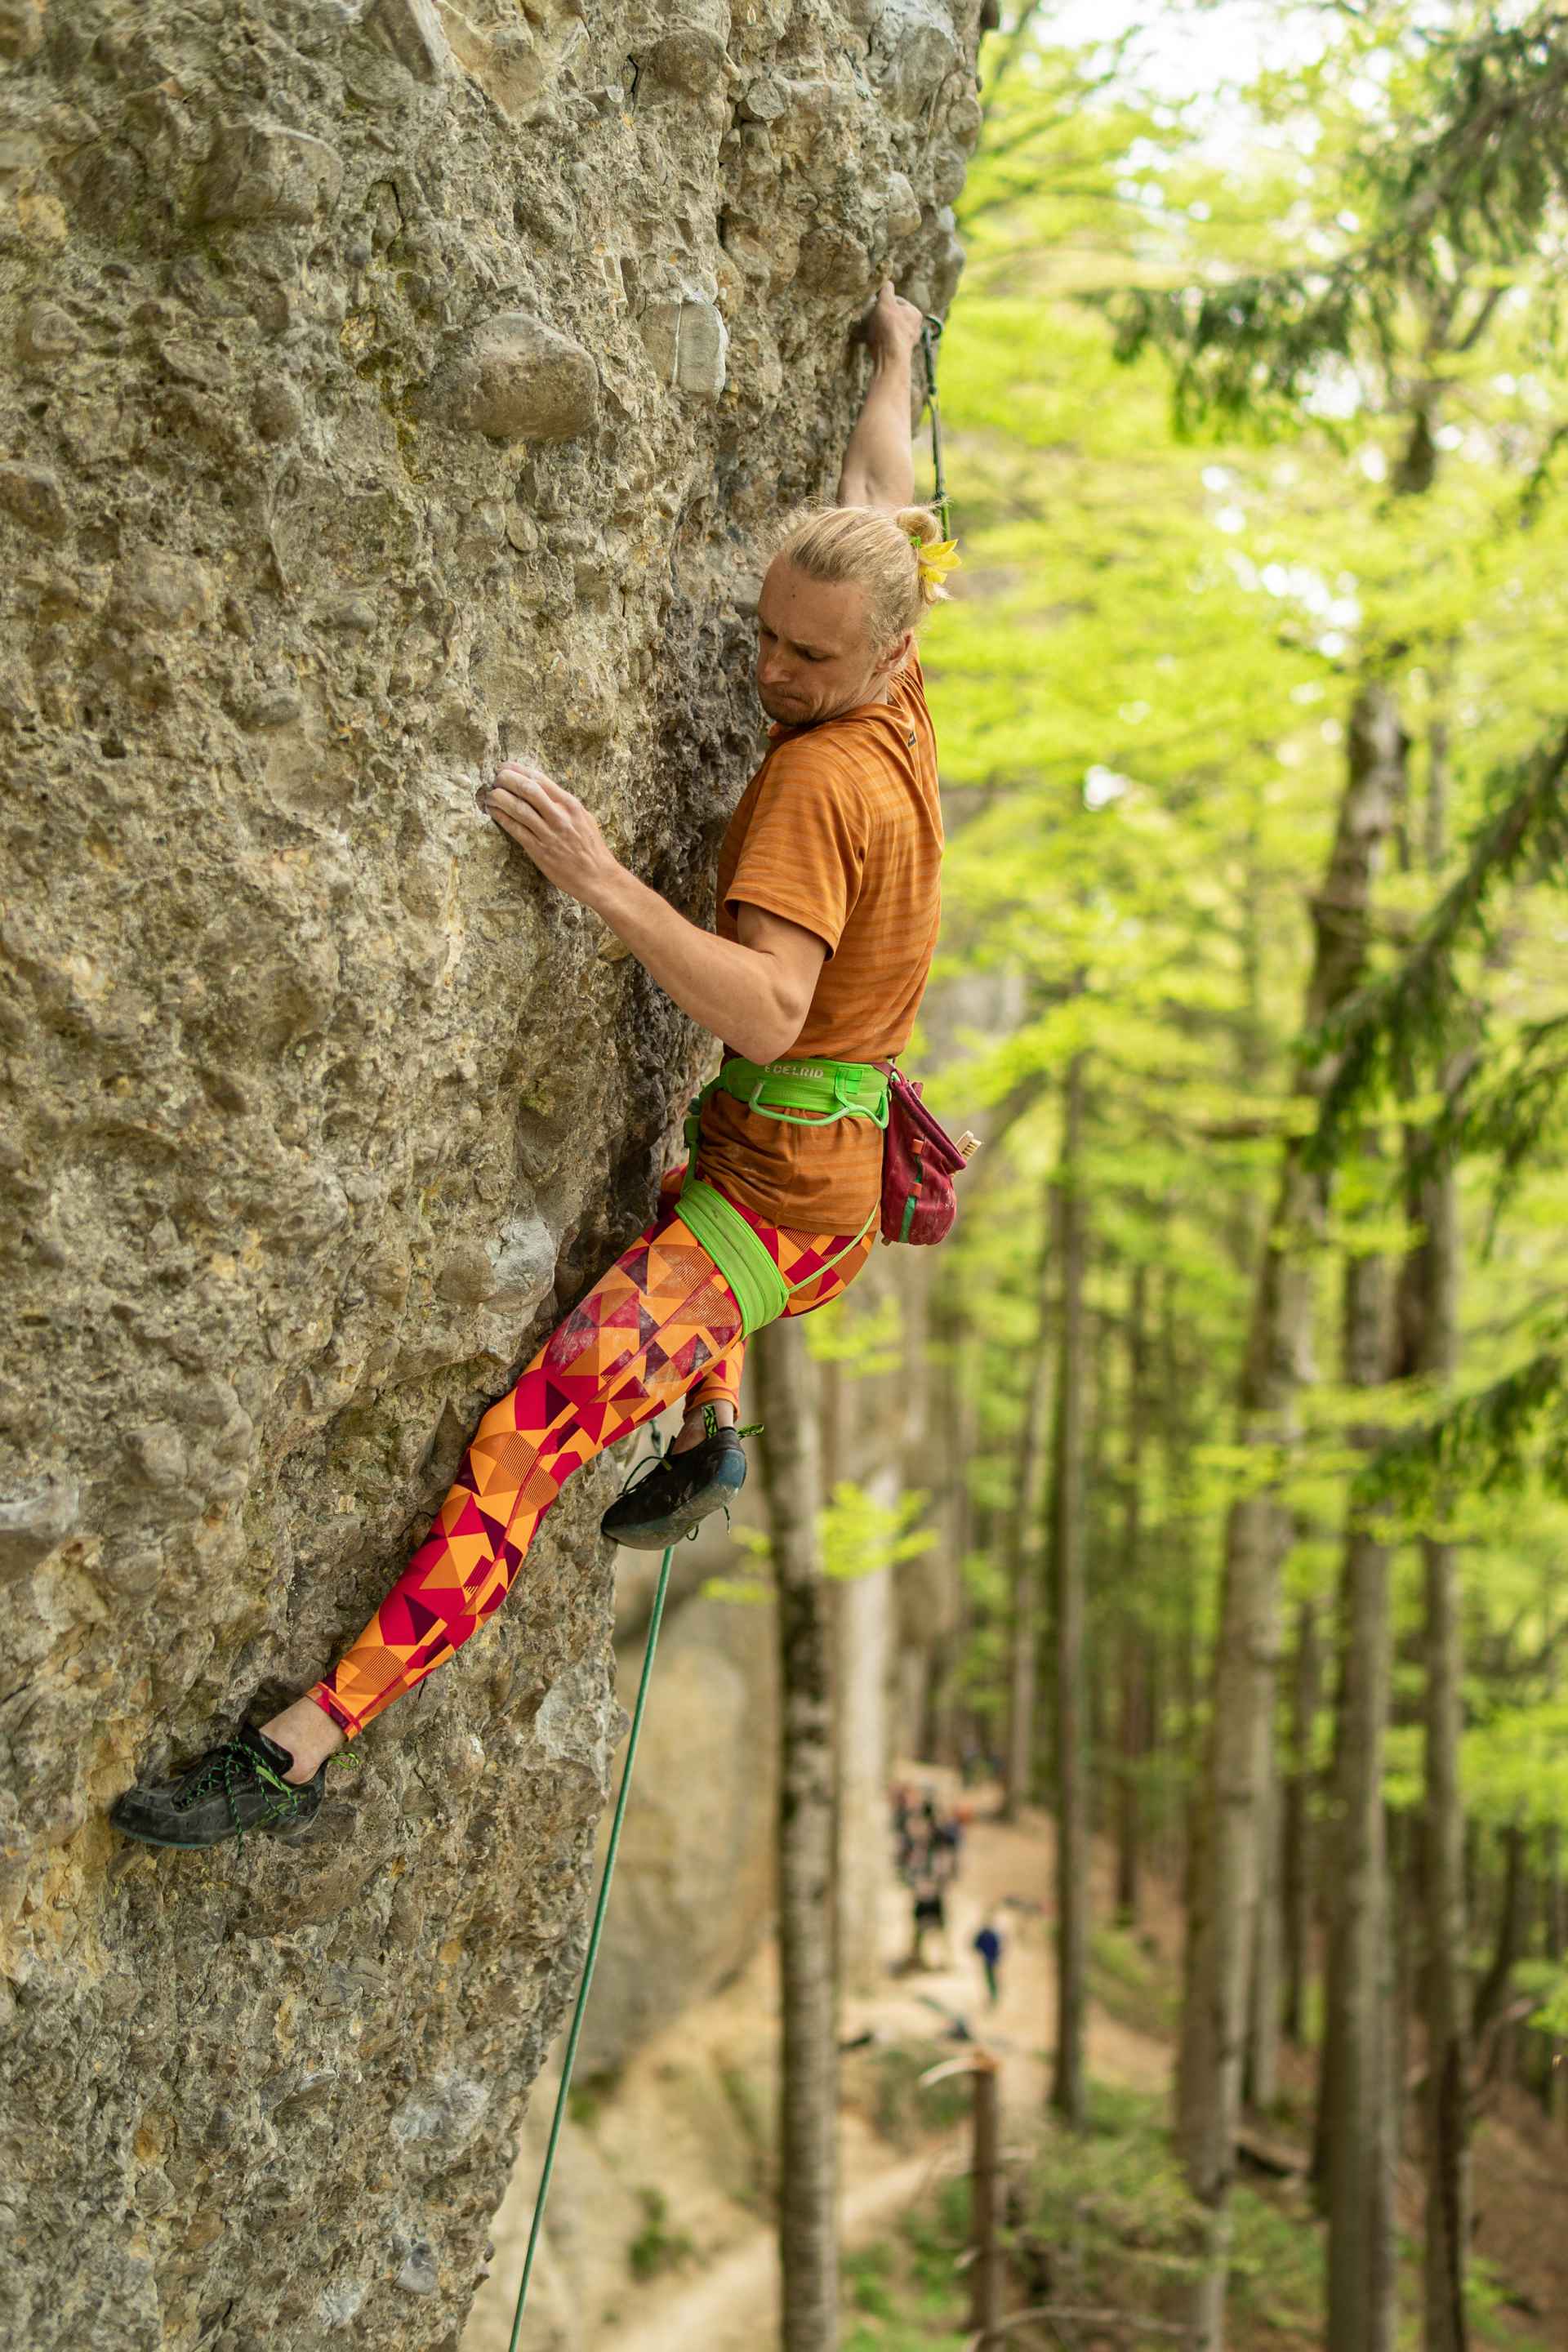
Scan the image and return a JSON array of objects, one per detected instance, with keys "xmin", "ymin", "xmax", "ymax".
[
  {"xmin": 838, "ymin": 350, "xmax": 917, "ymax": 510},
  {"xmin": 590, "ymin": 865, "xmax": 802, "ymax": 1064}
]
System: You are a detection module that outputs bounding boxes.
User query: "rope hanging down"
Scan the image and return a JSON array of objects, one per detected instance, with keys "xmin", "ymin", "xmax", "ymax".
[
  {"xmin": 506, "ymin": 1534, "xmax": 678, "ymax": 2350},
  {"xmin": 920, "ymin": 314, "xmax": 952, "ymax": 541}
]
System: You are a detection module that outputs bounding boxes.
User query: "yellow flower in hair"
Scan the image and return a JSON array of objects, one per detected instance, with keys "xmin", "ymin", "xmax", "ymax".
[{"xmin": 908, "ymin": 534, "xmax": 962, "ymax": 589}]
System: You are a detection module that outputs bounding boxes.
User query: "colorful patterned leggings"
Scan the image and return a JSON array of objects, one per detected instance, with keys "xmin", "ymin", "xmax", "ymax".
[{"xmin": 307, "ymin": 1169, "xmax": 873, "ymax": 1735}]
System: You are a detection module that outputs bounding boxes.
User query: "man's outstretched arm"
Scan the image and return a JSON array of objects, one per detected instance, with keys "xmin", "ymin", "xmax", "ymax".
[
  {"xmin": 479, "ymin": 766, "xmax": 826, "ymax": 1064},
  {"xmin": 837, "ymin": 280, "xmax": 925, "ymax": 511}
]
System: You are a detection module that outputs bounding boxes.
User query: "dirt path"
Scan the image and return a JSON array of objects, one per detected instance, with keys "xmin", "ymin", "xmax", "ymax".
[
  {"xmin": 466, "ymin": 1775, "xmax": 1170, "ymax": 2352},
  {"xmin": 611, "ymin": 2147, "xmax": 946, "ymax": 2352}
]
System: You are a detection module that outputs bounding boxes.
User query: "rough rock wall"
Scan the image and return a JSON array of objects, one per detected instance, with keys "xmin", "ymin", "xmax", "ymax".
[
  {"xmin": 578, "ymin": 1549, "xmax": 778, "ymax": 2076},
  {"xmin": 0, "ymin": 1, "xmax": 982, "ymax": 2345}
]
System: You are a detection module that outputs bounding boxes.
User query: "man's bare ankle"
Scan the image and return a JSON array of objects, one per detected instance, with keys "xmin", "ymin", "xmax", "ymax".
[
  {"xmin": 261, "ymin": 1699, "xmax": 345, "ymax": 1784},
  {"xmin": 671, "ymin": 1401, "xmax": 737, "ymax": 1455}
]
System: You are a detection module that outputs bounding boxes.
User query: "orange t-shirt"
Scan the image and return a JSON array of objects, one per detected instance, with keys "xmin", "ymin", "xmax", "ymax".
[{"xmin": 696, "ymin": 644, "xmax": 943, "ymax": 1232}]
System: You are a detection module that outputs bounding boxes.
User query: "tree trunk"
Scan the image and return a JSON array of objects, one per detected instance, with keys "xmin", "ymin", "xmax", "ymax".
[
  {"xmin": 1162, "ymin": 1262, "xmax": 1200, "ymax": 1891},
  {"xmin": 1387, "ymin": 1806, "xmax": 1415, "ymax": 2167},
  {"xmin": 1281, "ymin": 1600, "xmax": 1322, "ymax": 2044},
  {"xmin": 1396, "ymin": 675, "xmax": 1470, "ymax": 2352},
  {"xmin": 1472, "ymin": 1822, "xmax": 1529, "ymax": 2056},
  {"xmin": 837, "ymin": 1463, "xmax": 897, "ymax": 1996},
  {"xmin": 755, "ymin": 1321, "xmax": 840, "ymax": 2352},
  {"xmin": 1321, "ymin": 1237, "xmax": 1397, "ymax": 2352},
  {"xmin": 1116, "ymin": 1262, "xmax": 1150, "ymax": 1924},
  {"xmin": 1002, "ymin": 1180, "xmax": 1057, "ymax": 1820},
  {"xmin": 1245, "ymin": 1744, "xmax": 1282, "ymax": 2115},
  {"xmin": 1421, "ymin": 1503, "xmax": 1470, "ymax": 2352},
  {"xmin": 1547, "ymin": 1824, "xmax": 1566, "ymax": 2125},
  {"xmin": 1177, "ymin": 681, "xmax": 1402, "ymax": 2345},
  {"xmin": 969, "ymin": 2056, "xmax": 1003, "ymax": 2345},
  {"xmin": 924, "ymin": 1268, "xmax": 973, "ymax": 1765},
  {"xmin": 1051, "ymin": 1051, "xmax": 1090, "ymax": 2129}
]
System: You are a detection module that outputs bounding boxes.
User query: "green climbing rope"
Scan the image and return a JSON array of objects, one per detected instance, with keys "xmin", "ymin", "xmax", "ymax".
[{"xmin": 506, "ymin": 1533, "xmax": 677, "ymax": 2349}]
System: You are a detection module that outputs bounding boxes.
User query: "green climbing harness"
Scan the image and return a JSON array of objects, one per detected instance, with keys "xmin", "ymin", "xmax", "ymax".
[
  {"xmin": 678, "ymin": 1054, "xmax": 890, "ymax": 1337},
  {"xmin": 682, "ymin": 1052, "xmax": 891, "ymax": 1154}
]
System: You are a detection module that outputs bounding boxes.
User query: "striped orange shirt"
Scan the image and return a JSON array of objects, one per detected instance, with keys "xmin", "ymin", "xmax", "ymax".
[{"xmin": 697, "ymin": 645, "xmax": 943, "ymax": 1231}]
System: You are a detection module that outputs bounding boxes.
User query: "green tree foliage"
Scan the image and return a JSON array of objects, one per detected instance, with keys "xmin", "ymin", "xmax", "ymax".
[{"xmin": 912, "ymin": 0, "xmax": 1568, "ymax": 2300}]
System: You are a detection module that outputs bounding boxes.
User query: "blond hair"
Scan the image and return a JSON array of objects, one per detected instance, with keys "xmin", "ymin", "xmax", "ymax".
[{"xmin": 768, "ymin": 503, "xmax": 952, "ymax": 661}]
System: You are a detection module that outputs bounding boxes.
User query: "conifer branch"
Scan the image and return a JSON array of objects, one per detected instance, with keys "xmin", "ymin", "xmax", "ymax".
[
  {"xmin": 1461, "ymin": 1015, "xmax": 1568, "ymax": 1245},
  {"xmin": 1306, "ymin": 724, "xmax": 1568, "ymax": 1166},
  {"xmin": 1357, "ymin": 1345, "xmax": 1568, "ymax": 1508},
  {"xmin": 1099, "ymin": 9, "xmax": 1568, "ymax": 427}
]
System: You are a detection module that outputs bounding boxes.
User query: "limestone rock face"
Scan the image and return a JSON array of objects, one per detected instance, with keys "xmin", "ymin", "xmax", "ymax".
[{"xmin": 0, "ymin": 0, "xmax": 982, "ymax": 2345}]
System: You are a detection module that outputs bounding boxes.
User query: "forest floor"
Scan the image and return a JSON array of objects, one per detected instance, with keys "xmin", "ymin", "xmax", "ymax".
[{"xmin": 465, "ymin": 1768, "xmax": 1567, "ymax": 2351}]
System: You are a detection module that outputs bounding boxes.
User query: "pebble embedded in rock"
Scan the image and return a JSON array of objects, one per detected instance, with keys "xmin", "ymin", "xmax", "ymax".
[
  {"xmin": 639, "ymin": 297, "xmax": 729, "ymax": 398},
  {"xmin": 364, "ymin": 0, "xmax": 452, "ymax": 82},
  {"xmin": 0, "ymin": 464, "xmax": 69, "ymax": 541},
  {"xmin": 194, "ymin": 120, "xmax": 345, "ymax": 227},
  {"xmin": 441, "ymin": 312, "xmax": 600, "ymax": 442}
]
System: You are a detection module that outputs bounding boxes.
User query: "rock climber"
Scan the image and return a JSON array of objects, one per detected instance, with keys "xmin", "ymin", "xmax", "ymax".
[{"xmin": 112, "ymin": 278, "xmax": 960, "ymax": 1851}]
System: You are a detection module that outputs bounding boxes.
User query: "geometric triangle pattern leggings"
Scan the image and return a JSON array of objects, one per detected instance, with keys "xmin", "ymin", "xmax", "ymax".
[{"xmin": 306, "ymin": 1165, "xmax": 874, "ymax": 1737}]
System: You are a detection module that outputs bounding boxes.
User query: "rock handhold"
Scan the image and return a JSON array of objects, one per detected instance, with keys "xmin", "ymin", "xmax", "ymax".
[
  {"xmin": 194, "ymin": 121, "xmax": 345, "ymax": 228},
  {"xmin": 438, "ymin": 312, "xmax": 599, "ymax": 442},
  {"xmin": 639, "ymin": 297, "xmax": 728, "ymax": 399},
  {"xmin": 364, "ymin": 0, "xmax": 452, "ymax": 82},
  {"xmin": 880, "ymin": 171, "xmax": 923, "ymax": 239}
]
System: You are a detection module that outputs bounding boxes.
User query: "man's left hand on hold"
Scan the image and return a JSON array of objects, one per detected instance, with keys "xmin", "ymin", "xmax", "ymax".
[{"xmin": 480, "ymin": 764, "xmax": 620, "ymax": 911}]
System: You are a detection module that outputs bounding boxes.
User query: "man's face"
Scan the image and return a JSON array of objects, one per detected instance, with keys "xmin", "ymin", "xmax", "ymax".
[{"xmin": 755, "ymin": 559, "xmax": 903, "ymax": 727}]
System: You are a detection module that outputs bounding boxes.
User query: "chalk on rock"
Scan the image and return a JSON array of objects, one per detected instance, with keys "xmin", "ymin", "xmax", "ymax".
[
  {"xmin": 364, "ymin": 0, "xmax": 451, "ymax": 81},
  {"xmin": 394, "ymin": 2243, "xmax": 439, "ymax": 2297},
  {"xmin": 0, "ymin": 1475, "xmax": 79, "ymax": 1584},
  {"xmin": 639, "ymin": 297, "xmax": 728, "ymax": 399},
  {"xmin": 487, "ymin": 1214, "xmax": 556, "ymax": 1312},
  {"xmin": 194, "ymin": 120, "xmax": 345, "ymax": 227},
  {"xmin": 441, "ymin": 312, "xmax": 599, "ymax": 441},
  {"xmin": 109, "ymin": 550, "xmax": 214, "ymax": 633}
]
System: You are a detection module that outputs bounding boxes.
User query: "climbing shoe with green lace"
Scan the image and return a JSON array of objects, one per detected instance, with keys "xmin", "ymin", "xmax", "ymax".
[
  {"xmin": 110, "ymin": 1723, "xmax": 329, "ymax": 1850},
  {"xmin": 599, "ymin": 1419, "xmax": 751, "ymax": 1552}
]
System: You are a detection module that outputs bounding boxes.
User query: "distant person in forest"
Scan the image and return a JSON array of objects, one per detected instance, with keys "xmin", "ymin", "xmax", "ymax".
[
  {"xmin": 112, "ymin": 281, "xmax": 960, "ymax": 1851},
  {"xmin": 973, "ymin": 1918, "xmax": 1004, "ymax": 2007},
  {"xmin": 891, "ymin": 1781, "xmax": 920, "ymax": 1880},
  {"xmin": 933, "ymin": 1806, "xmax": 964, "ymax": 1882},
  {"xmin": 910, "ymin": 1877, "xmax": 949, "ymax": 1969}
]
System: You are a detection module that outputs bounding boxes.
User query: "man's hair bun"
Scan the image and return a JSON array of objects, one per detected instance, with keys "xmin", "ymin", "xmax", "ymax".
[
  {"xmin": 894, "ymin": 505, "xmax": 953, "ymax": 608},
  {"xmin": 770, "ymin": 500, "xmax": 956, "ymax": 654}
]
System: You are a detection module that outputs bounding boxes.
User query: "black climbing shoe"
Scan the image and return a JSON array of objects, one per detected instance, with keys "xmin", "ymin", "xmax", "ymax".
[
  {"xmin": 599, "ymin": 1423, "xmax": 751, "ymax": 1552},
  {"xmin": 110, "ymin": 1723, "xmax": 330, "ymax": 1851}
]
